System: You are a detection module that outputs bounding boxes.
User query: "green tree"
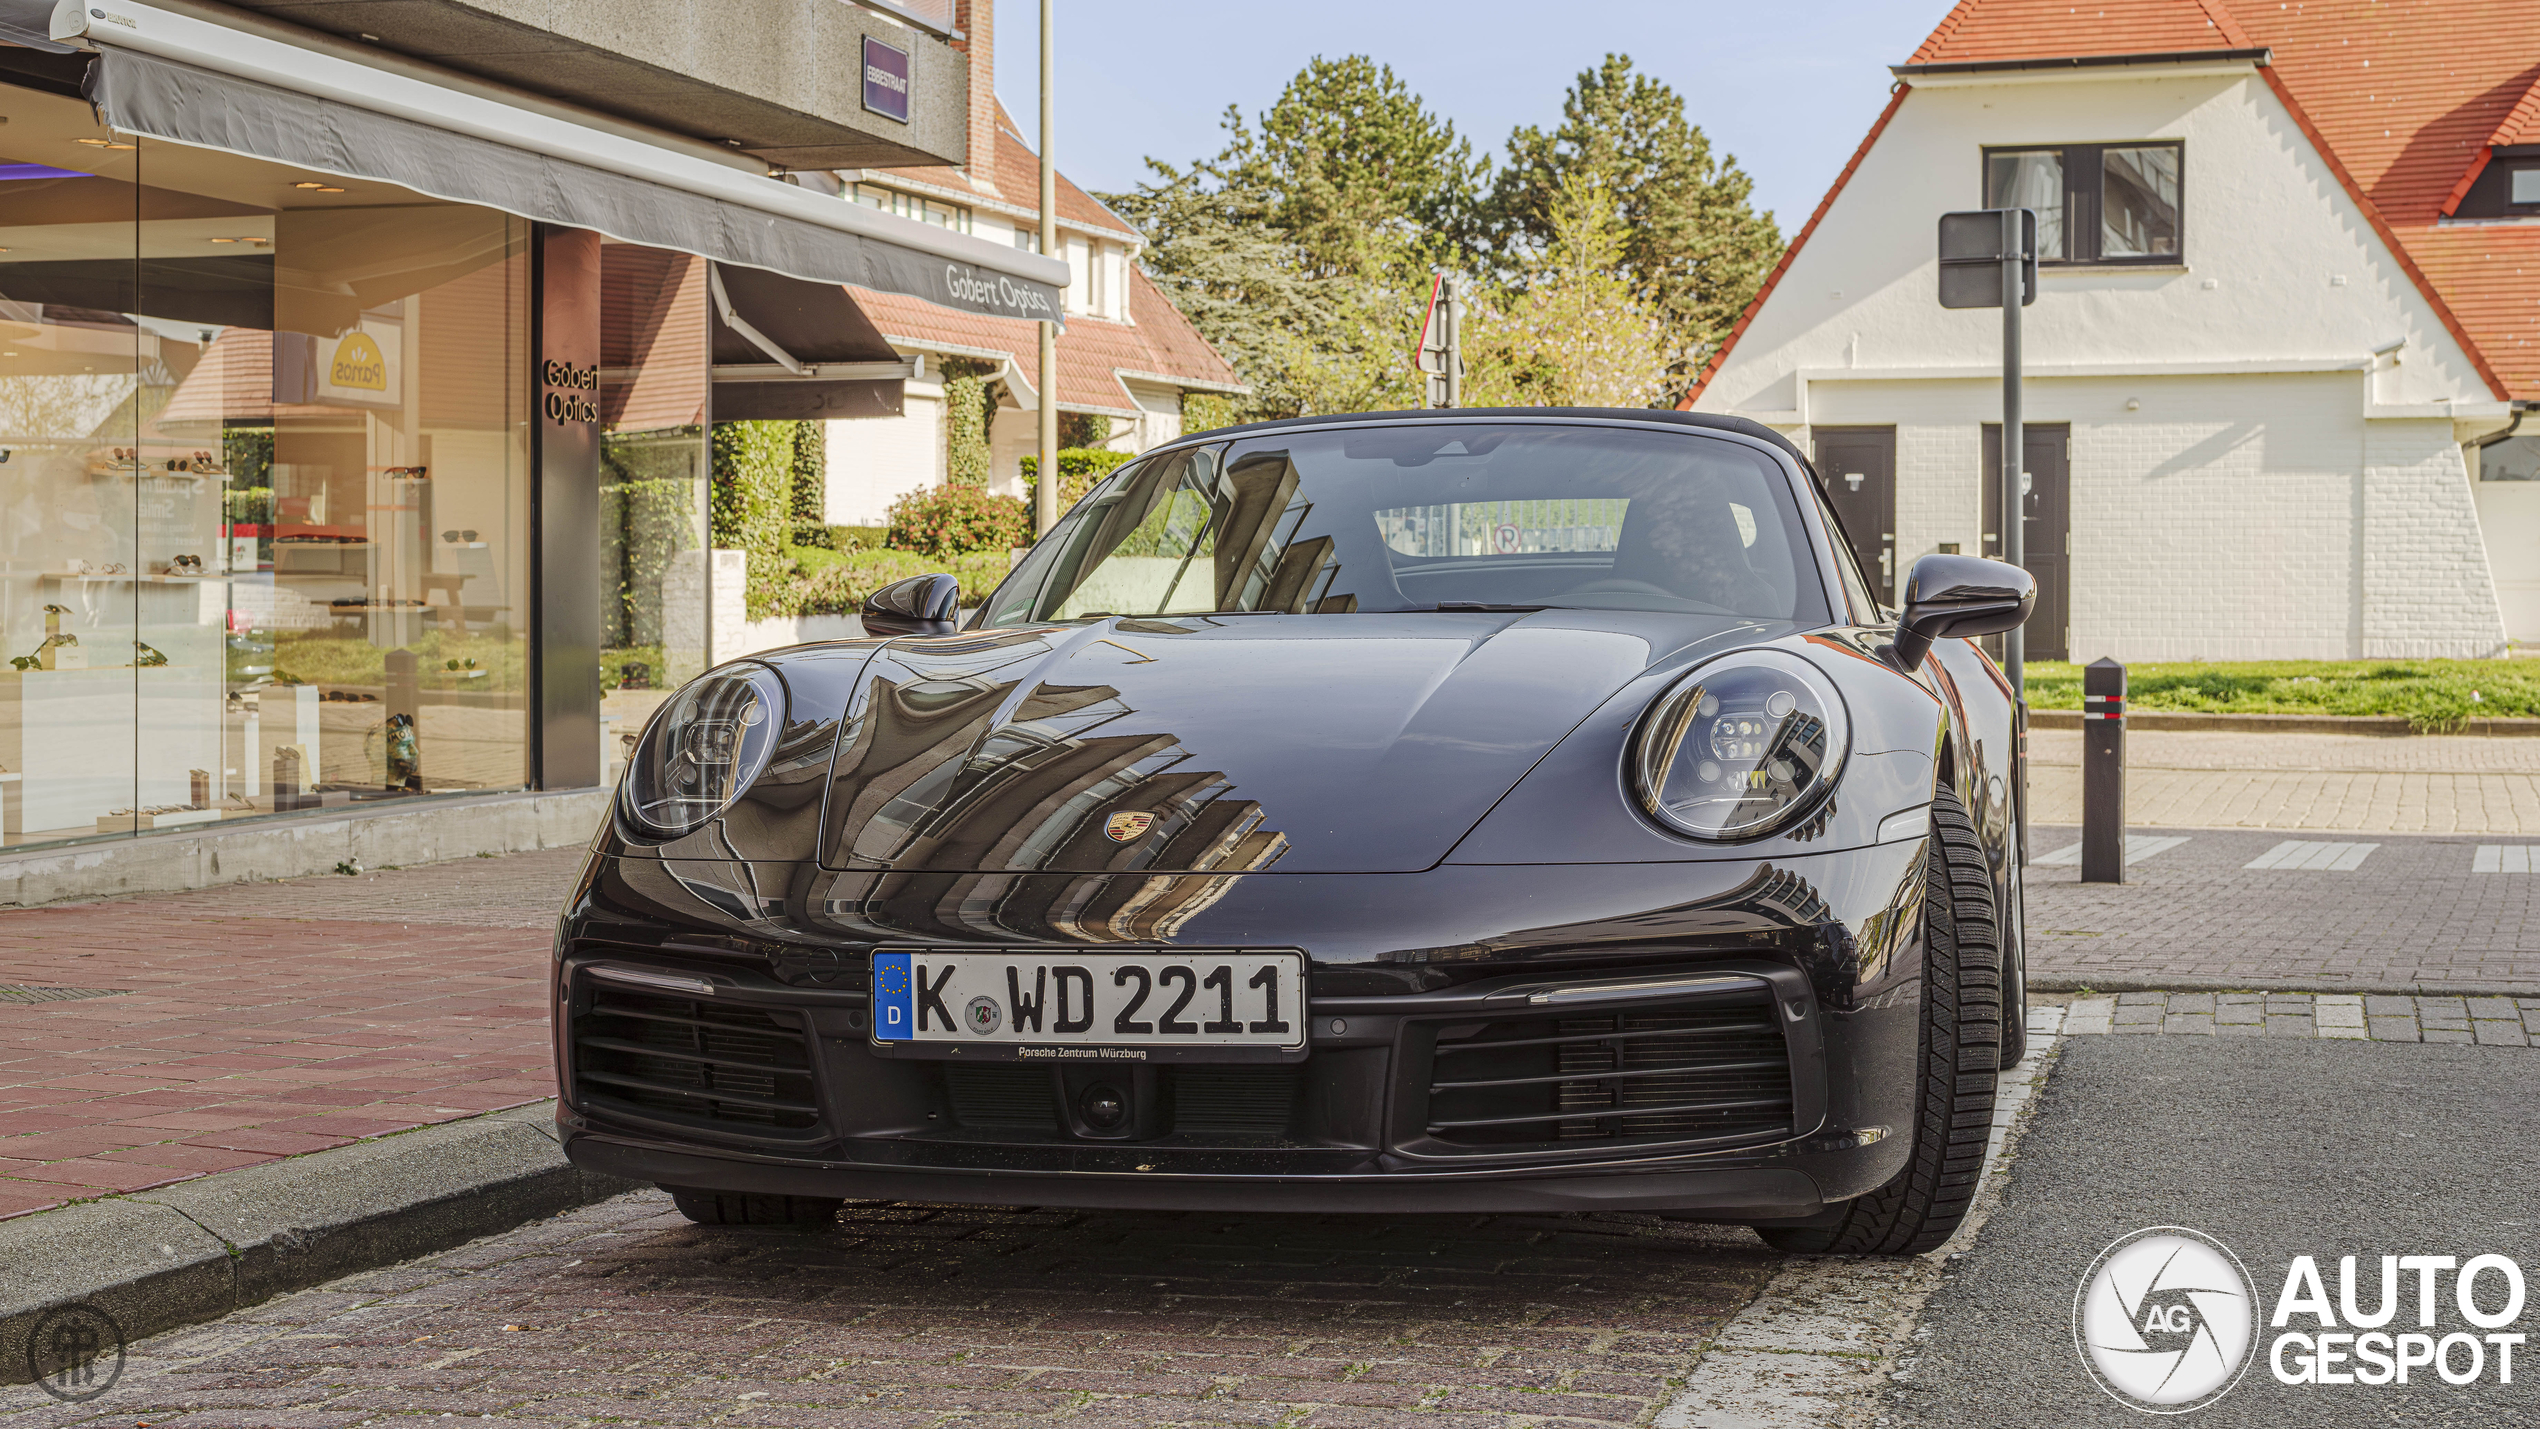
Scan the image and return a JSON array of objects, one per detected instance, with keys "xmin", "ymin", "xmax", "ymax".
[
  {"xmin": 1105, "ymin": 57, "xmax": 1472, "ymax": 422},
  {"xmin": 1462, "ymin": 171, "xmax": 1672, "ymax": 409},
  {"xmin": 1479, "ymin": 54, "xmax": 1781, "ymax": 390}
]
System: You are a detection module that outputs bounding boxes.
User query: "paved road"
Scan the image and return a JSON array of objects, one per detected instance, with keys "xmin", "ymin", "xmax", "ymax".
[
  {"xmin": 2027, "ymin": 822, "xmax": 2540, "ymax": 992},
  {"xmin": 1887, "ymin": 1033, "xmax": 2540, "ymax": 1426},
  {"xmin": 2028, "ymin": 728, "xmax": 2540, "ymax": 834}
]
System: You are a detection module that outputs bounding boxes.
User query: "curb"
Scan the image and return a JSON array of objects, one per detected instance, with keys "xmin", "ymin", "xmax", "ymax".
[
  {"xmin": 2026, "ymin": 710, "xmax": 2540, "ymax": 737},
  {"xmin": 0, "ymin": 1101, "xmax": 636, "ymax": 1385},
  {"xmin": 2029, "ymin": 973, "xmax": 2540, "ymax": 999}
]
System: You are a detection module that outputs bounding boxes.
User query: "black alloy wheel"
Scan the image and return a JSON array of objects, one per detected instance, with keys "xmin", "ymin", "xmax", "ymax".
[
  {"xmin": 664, "ymin": 1186, "xmax": 844, "ymax": 1228},
  {"xmin": 1759, "ymin": 786, "xmax": 2002, "ymax": 1256}
]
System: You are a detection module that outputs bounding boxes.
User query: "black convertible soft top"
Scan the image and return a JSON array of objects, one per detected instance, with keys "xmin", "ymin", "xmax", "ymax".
[{"xmin": 1149, "ymin": 407, "xmax": 1812, "ymax": 477}]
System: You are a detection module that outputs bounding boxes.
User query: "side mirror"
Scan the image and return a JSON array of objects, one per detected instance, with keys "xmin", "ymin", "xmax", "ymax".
[
  {"xmin": 1887, "ymin": 553, "xmax": 2034, "ymax": 672},
  {"xmin": 861, "ymin": 572, "xmax": 962, "ymax": 638}
]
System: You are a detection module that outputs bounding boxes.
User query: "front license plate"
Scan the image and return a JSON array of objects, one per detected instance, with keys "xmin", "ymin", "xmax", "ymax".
[{"xmin": 870, "ymin": 949, "xmax": 1306, "ymax": 1060}]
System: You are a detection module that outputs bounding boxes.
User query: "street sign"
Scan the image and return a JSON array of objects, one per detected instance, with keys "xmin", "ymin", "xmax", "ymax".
[
  {"xmin": 1414, "ymin": 271, "xmax": 1463, "ymax": 408},
  {"xmin": 1938, "ymin": 209, "xmax": 2038, "ymax": 309}
]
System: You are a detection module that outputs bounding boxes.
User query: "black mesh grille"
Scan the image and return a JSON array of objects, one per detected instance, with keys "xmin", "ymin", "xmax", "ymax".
[
  {"xmin": 945, "ymin": 1065, "xmax": 1061, "ymax": 1130},
  {"xmin": 1169, "ymin": 1067, "xmax": 1299, "ymax": 1136},
  {"xmin": 1424, "ymin": 1000, "xmax": 1792, "ymax": 1149},
  {"xmin": 573, "ymin": 985, "xmax": 820, "ymax": 1132}
]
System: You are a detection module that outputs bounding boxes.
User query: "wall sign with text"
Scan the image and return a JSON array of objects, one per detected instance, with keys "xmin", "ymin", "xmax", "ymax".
[
  {"xmin": 543, "ymin": 358, "xmax": 599, "ymax": 424},
  {"xmin": 863, "ymin": 37, "xmax": 911, "ymax": 124}
]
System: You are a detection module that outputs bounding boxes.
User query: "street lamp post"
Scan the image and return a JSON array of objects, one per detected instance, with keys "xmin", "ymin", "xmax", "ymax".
[{"xmin": 1034, "ymin": 0, "xmax": 1059, "ymax": 536}]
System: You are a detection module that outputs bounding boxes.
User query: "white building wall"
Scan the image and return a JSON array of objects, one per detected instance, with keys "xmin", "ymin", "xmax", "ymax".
[
  {"xmin": 823, "ymin": 386, "xmax": 942, "ymax": 526},
  {"xmin": 2362, "ymin": 421, "xmax": 2510, "ymax": 658},
  {"xmin": 2474, "ymin": 481, "xmax": 2540, "ymax": 644},
  {"xmin": 1697, "ymin": 61, "xmax": 2512, "ymax": 660}
]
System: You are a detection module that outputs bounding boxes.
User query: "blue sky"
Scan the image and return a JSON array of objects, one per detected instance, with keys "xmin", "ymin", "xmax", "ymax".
[{"xmin": 992, "ymin": 1, "xmax": 1946, "ymax": 236}]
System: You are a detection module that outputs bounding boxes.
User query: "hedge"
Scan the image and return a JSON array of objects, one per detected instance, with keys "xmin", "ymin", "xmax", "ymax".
[{"xmin": 749, "ymin": 545, "xmax": 1016, "ymax": 618}]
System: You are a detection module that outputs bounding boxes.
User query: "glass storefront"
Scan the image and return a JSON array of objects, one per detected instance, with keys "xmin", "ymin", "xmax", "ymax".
[{"xmin": 0, "ymin": 81, "xmax": 711, "ymax": 852}]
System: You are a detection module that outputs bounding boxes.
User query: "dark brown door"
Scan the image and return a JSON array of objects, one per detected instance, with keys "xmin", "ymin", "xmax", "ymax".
[
  {"xmin": 1983, "ymin": 423, "xmax": 2071, "ymax": 661},
  {"xmin": 1813, "ymin": 427, "xmax": 1898, "ymax": 607}
]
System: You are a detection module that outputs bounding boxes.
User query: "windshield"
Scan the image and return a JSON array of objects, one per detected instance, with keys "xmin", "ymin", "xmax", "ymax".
[{"xmin": 979, "ymin": 422, "xmax": 1830, "ymax": 626}]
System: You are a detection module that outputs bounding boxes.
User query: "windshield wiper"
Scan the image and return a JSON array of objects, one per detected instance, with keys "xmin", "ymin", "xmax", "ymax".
[{"xmin": 1429, "ymin": 602, "xmax": 1550, "ymax": 612}]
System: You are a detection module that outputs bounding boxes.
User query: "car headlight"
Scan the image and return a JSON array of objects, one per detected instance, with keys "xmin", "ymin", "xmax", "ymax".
[
  {"xmin": 621, "ymin": 663, "xmax": 785, "ymax": 836},
  {"xmin": 1630, "ymin": 649, "xmax": 1849, "ymax": 840}
]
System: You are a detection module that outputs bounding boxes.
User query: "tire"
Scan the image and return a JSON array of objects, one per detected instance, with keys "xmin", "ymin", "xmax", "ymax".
[
  {"xmin": 1760, "ymin": 788, "xmax": 2001, "ymax": 1256},
  {"xmin": 664, "ymin": 1186, "xmax": 843, "ymax": 1227},
  {"xmin": 1998, "ymin": 852, "xmax": 2029, "ymax": 1070}
]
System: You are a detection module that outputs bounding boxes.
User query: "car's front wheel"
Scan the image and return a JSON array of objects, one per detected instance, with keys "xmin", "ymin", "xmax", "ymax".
[
  {"xmin": 1759, "ymin": 787, "xmax": 2001, "ymax": 1256},
  {"xmin": 663, "ymin": 1185, "xmax": 843, "ymax": 1227}
]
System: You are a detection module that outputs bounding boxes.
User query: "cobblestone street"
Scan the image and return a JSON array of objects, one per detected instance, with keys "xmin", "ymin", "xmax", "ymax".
[{"xmin": 1, "ymin": 1197, "xmax": 1780, "ymax": 1429}]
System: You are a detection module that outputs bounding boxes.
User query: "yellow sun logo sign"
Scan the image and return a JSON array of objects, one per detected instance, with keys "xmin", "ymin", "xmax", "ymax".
[{"xmin": 329, "ymin": 332, "xmax": 387, "ymax": 392}]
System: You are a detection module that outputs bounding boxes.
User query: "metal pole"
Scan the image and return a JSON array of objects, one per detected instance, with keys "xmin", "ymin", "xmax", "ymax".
[
  {"xmin": 2081, "ymin": 658, "xmax": 2126, "ymax": 883},
  {"xmin": 1034, "ymin": 0, "xmax": 1059, "ymax": 536},
  {"xmin": 2002, "ymin": 208, "xmax": 2027, "ymax": 865},
  {"xmin": 1442, "ymin": 276, "xmax": 1462, "ymax": 409}
]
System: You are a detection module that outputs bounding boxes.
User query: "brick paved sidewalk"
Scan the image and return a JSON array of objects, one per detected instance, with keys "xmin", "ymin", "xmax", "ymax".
[
  {"xmin": 0, "ymin": 848, "xmax": 586, "ymax": 1221},
  {"xmin": 2027, "ymin": 822, "xmax": 2540, "ymax": 991},
  {"xmin": 2027, "ymin": 728, "xmax": 2540, "ymax": 834},
  {"xmin": 2040, "ymin": 990, "xmax": 2539, "ymax": 1043}
]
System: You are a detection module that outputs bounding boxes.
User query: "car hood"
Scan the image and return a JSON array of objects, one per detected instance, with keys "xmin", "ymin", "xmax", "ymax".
[{"xmin": 816, "ymin": 610, "xmax": 1786, "ymax": 875}]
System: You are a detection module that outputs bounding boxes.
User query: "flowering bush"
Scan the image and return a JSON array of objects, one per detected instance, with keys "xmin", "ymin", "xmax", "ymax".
[{"xmin": 884, "ymin": 485, "xmax": 1033, "ymax": 558}]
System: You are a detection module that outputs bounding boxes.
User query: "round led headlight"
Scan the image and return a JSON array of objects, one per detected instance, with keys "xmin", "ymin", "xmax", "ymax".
[
  {"xmin": 621, "ymin": 663, "xmax": 785, "ymax": 837},
  {"xmin": 1630, "ymin": 648, "xmax": 1849, "ymax": 840}
]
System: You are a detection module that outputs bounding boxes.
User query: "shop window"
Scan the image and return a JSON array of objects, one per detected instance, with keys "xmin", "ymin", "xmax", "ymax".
[
  {"xmin": 852, "ymin": 183, "xmax": 971, "ymax": 233},
  {"xmin": 0, "ymin": 90, "xmax": 534, "ymax": 850},
  {"xmin": 1983, "ymin": 142, "xmax": 2183, "ymax": 265}
]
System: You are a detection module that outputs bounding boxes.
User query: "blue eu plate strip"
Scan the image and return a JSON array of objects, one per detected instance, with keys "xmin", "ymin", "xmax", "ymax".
[{"xmin": 871, "ymin": 951, "xmax": 914, "ymax": 1040}]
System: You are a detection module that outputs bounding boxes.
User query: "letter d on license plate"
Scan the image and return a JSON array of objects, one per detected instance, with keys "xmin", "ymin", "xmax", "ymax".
[{"xmin": 870, "ymin": 949, "xmax": 1306, "ymax": 1061}]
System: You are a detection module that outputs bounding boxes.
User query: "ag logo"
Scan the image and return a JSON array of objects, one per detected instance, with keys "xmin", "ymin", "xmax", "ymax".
[
  {"xmin": 963, "ymin": 994, "xmax": 1002, "ymax": 1035},
  {"xmin": 1104, "ymin": 811, "xmax": 1155, "ymax": 842},
  {"xmin": 2075, "ymin": 1226, "xmax": 2258, "ymax": 1413}
]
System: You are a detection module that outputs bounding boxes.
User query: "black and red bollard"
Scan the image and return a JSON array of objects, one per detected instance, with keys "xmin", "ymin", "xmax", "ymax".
[{"xmin": 2081, "ymin": 657, "xmax": 2125, "ymax": 883}]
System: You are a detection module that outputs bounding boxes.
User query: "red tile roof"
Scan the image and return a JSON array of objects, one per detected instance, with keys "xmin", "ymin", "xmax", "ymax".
[
  {"xmin": 870, "ymin": 103, "xmax": 1138, "ymax": 241},
  {"xmin": 850, "ymin": 263, "xmax": 1241, "ymax": 414},
  {"xmin": 1694, "ymin": 0, "xmax": 2540, "ymax": 403}
]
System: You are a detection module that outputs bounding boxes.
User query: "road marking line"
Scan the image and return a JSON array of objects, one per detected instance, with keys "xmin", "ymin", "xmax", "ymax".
[
  {"xmin": 2245, "ymin": 839, "xmax": 2378, "ymax": 870},
  {"xmin": 2033, "ymin": 834, "xmax": 2189, "ymax": 867},
  {"xmin": 2474, "ymin": 845, "xmax": 2533, "ymax": 873}
]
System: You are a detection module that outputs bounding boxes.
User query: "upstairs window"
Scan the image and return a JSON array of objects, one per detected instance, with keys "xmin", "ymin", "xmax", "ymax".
[
  {"xmin": 1983, "ymin": 142, "xmax": 2182, "ymax": 265},
  {"xmin": 2451, "ymin": 147, "xmax": 2540, "ymax": 220},
  {"xmin": 852, "ymin": 184, "xmax": 971, "ymax": 233}
]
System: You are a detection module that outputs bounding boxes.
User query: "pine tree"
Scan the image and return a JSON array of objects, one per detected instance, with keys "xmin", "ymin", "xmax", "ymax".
[{"xmin": 1480, "ymin": 55, "xmax": 1782, "ymax": 390}]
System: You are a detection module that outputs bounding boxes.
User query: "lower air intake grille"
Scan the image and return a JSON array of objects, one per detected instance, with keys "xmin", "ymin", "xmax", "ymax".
[
  {"xmin": 946, "ymin": 1065, "xmax": 1061, "ymax": 1130},
  {"xmin": 573, "ymin": 985, "xmax": 820, "ymax": 1133},
  {"xmin": 1424, "ymin": 999, "xmax": 1792, "ymax": 1150},
  {"xmin": 1168, "ymin": 1066, "xmax": 1299, "ymax": 1136}
]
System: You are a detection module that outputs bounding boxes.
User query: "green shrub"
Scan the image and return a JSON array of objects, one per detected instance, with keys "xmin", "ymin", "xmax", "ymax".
[
  {"xmin": 1020, "ymin": 446, "xmax": 1136, "ymax": 514},
  {"xmin": 748, "ymin": 545, "xmax": 1016, "ymax": 619},
  {"xmin": 710, "ymin": 421, "xmax": 796, "ymax": 559},
  {"xmin": 886, "ymin": 485, "xmax": 1032, "ymax": 558}
]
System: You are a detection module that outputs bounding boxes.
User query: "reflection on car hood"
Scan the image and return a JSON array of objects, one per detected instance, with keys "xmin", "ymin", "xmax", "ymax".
[{"xmin": 815, "ymin": 609, "xmax": 1782, "ymax": 875}]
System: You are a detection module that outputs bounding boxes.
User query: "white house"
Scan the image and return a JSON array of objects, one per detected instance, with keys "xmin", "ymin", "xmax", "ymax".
[
  {"xmin": 1688, "ymin": 0, "xmax": 2540, "ymax": 661},
  {"xmin": 810, "ymin": 0, "xmax": 1242, "ymax": 525}
]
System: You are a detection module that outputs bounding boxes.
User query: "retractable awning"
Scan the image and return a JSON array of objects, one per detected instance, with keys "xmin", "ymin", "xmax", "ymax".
[{"xmin": 43, "ymin": 2, "xmax": 1069, "ymax": 325}]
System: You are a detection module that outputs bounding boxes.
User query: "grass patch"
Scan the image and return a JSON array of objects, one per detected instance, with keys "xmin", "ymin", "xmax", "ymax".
[{"xmin": 2023, "ymin": 659, "xmax": 2540, "ymax": 731}]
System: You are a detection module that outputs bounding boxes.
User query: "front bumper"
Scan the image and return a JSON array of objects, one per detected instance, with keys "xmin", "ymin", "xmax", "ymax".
[{"xmin": 552, "ymin": 845, "xmax": 1931, "ymax": 1217}]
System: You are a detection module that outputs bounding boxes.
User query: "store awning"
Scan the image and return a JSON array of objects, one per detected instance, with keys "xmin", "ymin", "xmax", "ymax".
[{"xmin": 50, "ymin": 3, "xmax": 1069, "ymax": 326}]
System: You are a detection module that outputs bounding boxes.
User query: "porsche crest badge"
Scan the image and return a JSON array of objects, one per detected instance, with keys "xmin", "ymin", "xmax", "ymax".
[{"xmin": 1104, "ymin": 811, "xmax": 1156, "ymax": 842}]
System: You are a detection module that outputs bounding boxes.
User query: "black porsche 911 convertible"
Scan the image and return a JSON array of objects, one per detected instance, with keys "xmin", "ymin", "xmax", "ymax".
[{"xmin": 555, "ymin": 408, "xmax": 2035, "ymax": 1256}]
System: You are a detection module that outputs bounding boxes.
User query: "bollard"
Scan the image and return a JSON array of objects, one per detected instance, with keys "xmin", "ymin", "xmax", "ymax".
[{"xmin": 2081, "ymin": 657, "xmax": 2126, "ymax": 883}]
